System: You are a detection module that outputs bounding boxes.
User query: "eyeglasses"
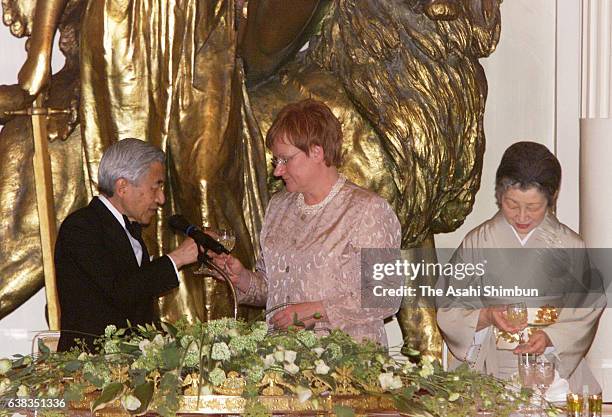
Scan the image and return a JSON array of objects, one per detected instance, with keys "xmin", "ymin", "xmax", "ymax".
[{"xmin": 271, "ymin": 150, "xmax": 301, "ymax": 167}]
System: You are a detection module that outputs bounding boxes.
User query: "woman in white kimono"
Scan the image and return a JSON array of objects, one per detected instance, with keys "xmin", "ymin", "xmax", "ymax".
[{"xmin": 437, "ymin": 141, "xmax": 605, "ymax": 398}]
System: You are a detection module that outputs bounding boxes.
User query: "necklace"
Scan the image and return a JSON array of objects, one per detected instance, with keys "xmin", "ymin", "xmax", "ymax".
[{"xmin": 296, "ymin": 174, "xmax": 346, "ymax": 216}]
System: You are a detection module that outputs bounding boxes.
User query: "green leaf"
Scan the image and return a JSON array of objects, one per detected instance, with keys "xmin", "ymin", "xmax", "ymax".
[
  {"xmin": 130, "ymin": 381, "xmax": 154, "ymax": 415},
  {"xmin": 129, "ymin": 369, "xmax": 147, "ymax": 387},
  {"xmin": 63, "ymin": 360, "xmax": 82, "ymax": 372},
  {"xmin": 38, "ymin": 339, "xmax": 51, "ymax": 355},
  {"xmin": 119, "ymin": 342, "xmax": 140, "ymax": 354},
  {"xmin": 83, "ymin": 372, "xmax": 105, "ymax": 388},
  {"xmin": 332, "ymin": 405, "xmax": 355, "ymax": 417},
  {"xmin": 91, "ymin": 382, "xmax": 124, "ymax": 412},
  {"xmin": 64, "ymin": 383, "xmax": 86, "ymax": 402},
  {"xmin": 161, "ymin": 321, "xmax": 178, "ymax": 338},
  {"xmin": 162, "ymin": 345, "xmax": 180, "ymax": 369}
]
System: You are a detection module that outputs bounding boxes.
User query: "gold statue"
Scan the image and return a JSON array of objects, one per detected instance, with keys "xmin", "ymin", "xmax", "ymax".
[{"xmin": 1, "ymin": 0, "xmax": 501, "ymax": 357}]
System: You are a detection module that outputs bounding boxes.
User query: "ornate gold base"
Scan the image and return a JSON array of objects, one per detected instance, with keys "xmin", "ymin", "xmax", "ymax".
[{"xmin": 67, "ymin": 394, "xmax": 398, "ymax": 416}]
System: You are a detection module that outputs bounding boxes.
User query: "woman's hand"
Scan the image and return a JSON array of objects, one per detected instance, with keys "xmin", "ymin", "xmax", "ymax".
[
  {"xmin": 209, "ymin": 252, "xmax": 250, "ymax": 292},
  {"xmin": 477, "ymin": 305, "xmax": 527, "ymax": 333},
  {"xmin": 270, "ymin": 302, "xmax": 327, "ymax": 330},
  {"xmin": 513, "ymin": 330, "xmax": 552, "ymax": 355}
]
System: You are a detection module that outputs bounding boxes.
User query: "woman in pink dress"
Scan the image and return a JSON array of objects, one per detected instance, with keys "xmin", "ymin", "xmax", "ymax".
[{"xmin": 215, "ymin": 99, "xmax": 402, "ymax": 346}]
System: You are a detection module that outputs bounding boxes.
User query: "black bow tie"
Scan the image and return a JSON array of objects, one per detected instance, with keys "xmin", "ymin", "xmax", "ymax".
[{"xmin": 123, "ymin": 215, "xmax": 142, "ymax": 240}]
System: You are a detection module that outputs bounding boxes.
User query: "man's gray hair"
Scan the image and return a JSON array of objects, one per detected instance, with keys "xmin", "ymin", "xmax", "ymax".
[{"xmin": 98, "ymin": 138, "xmax": 165, "ymax": 197}]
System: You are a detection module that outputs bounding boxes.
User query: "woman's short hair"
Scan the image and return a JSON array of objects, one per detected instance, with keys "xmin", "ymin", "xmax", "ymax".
[
  {"xmin": 265, "ymin": 99, "xmax": 343, "ymax": 167},
  {"xmin": 495, "ymin": 141, "xmax": 561, "ymax": 207},
  {"xmin": 98, "ymin": 138, "xmax": 165, "ymax": 197}
]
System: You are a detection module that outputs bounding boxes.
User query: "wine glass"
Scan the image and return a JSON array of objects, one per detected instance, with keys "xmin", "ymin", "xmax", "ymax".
[
  {"xmin": 194, "ymin": 227, "xmax": 235, "ymax": 275},
  {"xmin": 506, "ymin": 302, "xmax": 528, "ymax": 327},
  {"xmin": 535, "ymin": 357, "xmax": 555, "ymax": 408},
  {"xmin": 517, "ymin": 353, "xmax": 537, "ymax": 389},
  {"xmin": 216, "ymin": 228, "xmax": 236, "ymax": 252}
]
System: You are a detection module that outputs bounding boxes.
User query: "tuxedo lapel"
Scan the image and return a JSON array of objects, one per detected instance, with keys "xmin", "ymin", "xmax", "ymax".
[{"xmin": 89, "ymin": 197, "xmax": 141, "ymax": 269}]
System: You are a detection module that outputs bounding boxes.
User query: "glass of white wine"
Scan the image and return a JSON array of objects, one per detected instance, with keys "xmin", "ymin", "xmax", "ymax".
[
  {"xmin": 194, "ymin": 227, "xmax": 235, "ymax": 275},
  {"xmin": 217, "ymin": 228, "xmax": 236, "ymax": 252},
  {"xmin": 506, "ymin": 302, "xmax": 528, "ymax": 328}
]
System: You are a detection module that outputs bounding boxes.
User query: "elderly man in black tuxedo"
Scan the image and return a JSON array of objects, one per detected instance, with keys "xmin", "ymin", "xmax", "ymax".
[{"xmin": 55, "ymin": 138, "xmax": 199, "ymax": 351}]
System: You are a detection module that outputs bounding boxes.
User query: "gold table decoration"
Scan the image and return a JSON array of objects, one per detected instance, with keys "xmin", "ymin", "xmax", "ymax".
[{"xmin": 66, "ymin": 394, "xmax": 398, "ymax": 416}]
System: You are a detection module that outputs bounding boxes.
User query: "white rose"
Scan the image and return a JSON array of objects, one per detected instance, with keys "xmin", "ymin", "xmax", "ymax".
[
  {"xmin": 312, "ymin": 347, "xmax": 325, "ymax": 357},
  {"xmin": 139, "ymin": 339, "xmax": 151, "ymax": 353},
  {"xmin": 0, "ymin": 378, "xmax": 11, "ymax": 395},
  {"xmin": 225, "ymin": 328, "xmax": 240, "ymax": 338},
  {"xmin": 0, "ymin": 359, "xmax": 11, "ymax": 375},
  {"xmin": 284, "ymin": 350, "xmax": 297, "ymax": 364},
  {"xmin": 273, "ymin": 350, "xmax": 285, "ymax": 363},
  {"xmin": 378, "ymin": 372, "xmax": 402, "ymax": 390},
  {"xmin": 152, "ymin": 334, "xmax": 164, "ymax": 346},
  {"xmin": 121, "ymin": 394, "xmax": 142, "ymax": 411},
  {"xmin": 284, "ymin": 363, "xmax": 300, "ymax": 375},
  {"xmin": 314, "ymin": 360, "xmax": 330, "ymax": 375},
  {"xmin": 295, "ymin": 385, "xmax": 312, "ymax": 403},
  {"xmin": 17, "ymin": 384, "xmax": 29, "ymax": 397},
  {"xmin": 263, "ymin": 354, "xmax": 276, "ymax": 369}
]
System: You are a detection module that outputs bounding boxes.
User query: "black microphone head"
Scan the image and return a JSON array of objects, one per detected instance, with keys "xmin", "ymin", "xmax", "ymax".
[{"xmin": 168, "ymin": 214, "xmax": 191, "ymax": 233}]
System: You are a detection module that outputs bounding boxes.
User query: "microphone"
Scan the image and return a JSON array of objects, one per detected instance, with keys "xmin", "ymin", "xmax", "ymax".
[{"xmin": 168, "ymin": 215, "xmax": 229, "ymax": 255}]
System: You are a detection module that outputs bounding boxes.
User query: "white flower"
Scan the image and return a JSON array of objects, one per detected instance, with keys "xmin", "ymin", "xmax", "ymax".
[
  {"xmin": 378, "ymin": 372, "xmax": 403, "ymax": 390},
  {"xmin": 17, "ymin": 384, "xmax": 29, "ymax": 397},
  {"xmin": 0, "ymin": 378, "xmax": 11, "ymax": 395},
  {"xmin": 295, "ymin": 385, "xmax": 313, "ymax": 403},
  {"xmin": 104, "ymin": 325, "xmax": 117, "ymax": 337},
  {"xmin": 314, "ymin": 360, "xmax": 330, "ymax": 375},
  {"xmin": 152, "ymin": 334, "xmax": 165, "ymax": 346},
  {"xmin": 284, "ymin": 363, "xmax": 300, "ymax": 375},
  {"xmin": 225, "ymin": 328, "xmax": 240, "ymax": 338},
  {"xmin": 47, "ymin": 385, "xmax": 60, "ymax": 398},
  {"xmin": 401, "ymin": 361, "xmax": 416, "ymax": 373},
  {"xmin": 273, "ymin": 350, "xmax": 285, "ymax": 363},
  {"xmin": 209, "ymin": 368, "xmax": 227, "ymax": 386},
  {"xmin": 211, "ymin": 342, "xmax": 231, "ymax": 361},
  {"xmin": 419, "ymin": 362, "xmax": 434, "ymax": 378},
  {"xmin": 139, "ymin": 339, "xmax": 151, "ymax": 353},
  {"xmin": 312, "ymin": 347, "xmax": 325, "ymax": 357},
  {"xmin": 121, "ymin": 394, "xmax": 141, "ymax": 411},
  {"xmin": 263, "ymin": 354, "xmax": 276, "ymax": 369},
  {"xmin": 0, "ymin": 358, "xmax": 11, "ymax": 375},
  {"xmin": 284, "ymin": 350, "xmax": 297, "ymax": 364}
]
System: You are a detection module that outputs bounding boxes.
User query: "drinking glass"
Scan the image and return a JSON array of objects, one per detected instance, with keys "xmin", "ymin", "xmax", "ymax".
[
  {"xmin": 194, "ymin": 227, "xmax": 235, "ymax": 275},
  {"xmin": 506, "ymin": 302, "xmax": 528, "ymax": 327},
  {"xmin": 534, "ymin": 356, "xmax": 555, "ymax": 409},
  {"xmin": 517, "ymin": 353, "xmax": 537, "ymax": 389},
  {"xmin": 217, "ymin": 228, "xmax": 236, "ymax": 252}
]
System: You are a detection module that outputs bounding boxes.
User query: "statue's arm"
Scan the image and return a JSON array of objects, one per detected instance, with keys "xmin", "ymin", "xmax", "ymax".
[
  {"xmin": 17, "ymin": 0, "xmax": 69, "ymax": 96},
  {"xmin": 240, "ymin": 0, "xmax": 325, "ymax": 82}
]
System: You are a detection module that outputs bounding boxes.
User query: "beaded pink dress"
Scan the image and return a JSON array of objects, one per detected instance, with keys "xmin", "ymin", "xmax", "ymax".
[{"xmin": 237, "ymin": 177, "xmax": 402, "ymax": 345}]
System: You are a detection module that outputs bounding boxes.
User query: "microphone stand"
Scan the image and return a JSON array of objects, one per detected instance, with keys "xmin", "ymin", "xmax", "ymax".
[{"xmin": 198, "ymin": 251, "xmax": 238, "ymax": 320}]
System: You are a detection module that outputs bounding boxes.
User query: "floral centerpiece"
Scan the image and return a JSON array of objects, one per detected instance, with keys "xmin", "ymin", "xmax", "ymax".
[{"xmin": 0, "ymin": 318, "xmax": 560, "ymax": 417}]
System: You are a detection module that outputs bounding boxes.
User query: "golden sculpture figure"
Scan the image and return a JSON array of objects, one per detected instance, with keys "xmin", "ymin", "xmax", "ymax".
[{"xmin": 0, "ymin": 0, "xmax": 501, "ymax": 357}]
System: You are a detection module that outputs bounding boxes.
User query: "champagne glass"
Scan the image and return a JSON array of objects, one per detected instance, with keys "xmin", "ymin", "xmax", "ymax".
[{"xmin": 506, "ymin": 302, "xmax": 528, "ymax": 328}]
